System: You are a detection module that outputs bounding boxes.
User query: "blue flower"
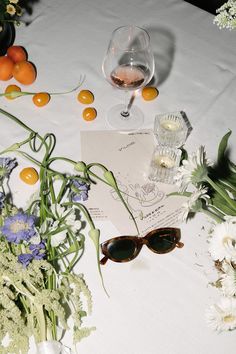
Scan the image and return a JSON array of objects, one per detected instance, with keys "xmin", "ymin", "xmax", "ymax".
[
  {"xmin": 0, "ymin": 157, "xmax": 17, "ymax": 179},
  {"xmin": 18, "ymin": 253, "xmax": 34, "ymax": 267},
  {"xmin": 0, "ymin": 192, "xmax": 5, "ymax": 209},
  {"xmin": 71, "ymin": 180, "xmax": 90, "ymax": 202},
  {"xmin": 1, "ymin": 212, "xmax": 36, "ymax": 244},
  {"xmin": 29, "ymin": 241, "xmax": 46, "ymax": 260},
  {"xmin": 18, "ymin": 241, "xmax": 46, "ymax": 267},
  {"xmin": 29, "ymin": 240, "xmax": 45, "ymax": 252}
]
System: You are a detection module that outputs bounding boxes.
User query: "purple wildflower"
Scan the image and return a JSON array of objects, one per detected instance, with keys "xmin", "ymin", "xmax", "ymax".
[
  {"xmin": 29, "ymin": 241, "xmax": 46, "ymax": 260},
  {"xmin": 71, "ymin": 180, "xmax": 90, "ymax": 202},
  {"xmin": 18, "ymin": 253, "xmax": 34, "ymax": 267},
  {"xmin": 18, "ymin": 241, "xmax": 46, "ymax": 267},
  {"xmin": 0, "ymin": 192, "xmax": 5, "ymax": 209},
  {"xmin": 29, "ymin": 240, "xmax": 45, "ymax": 252},
  {"xmin": 1, "ymin": 212, "xmax": 36, "ymax": 244},
  {"xmin": 0, "ymin": 157, "xmax": 17, "ymax": 179}
]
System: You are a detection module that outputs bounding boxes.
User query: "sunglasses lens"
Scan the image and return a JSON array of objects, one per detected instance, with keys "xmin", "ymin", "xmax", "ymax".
[
  {"xmin": 106, "ymin": 238, "xmax": 137, "ymax": 261},
  {"xmin": 148, "ymin": 230, "xmax": 176, "ymax": 253}
]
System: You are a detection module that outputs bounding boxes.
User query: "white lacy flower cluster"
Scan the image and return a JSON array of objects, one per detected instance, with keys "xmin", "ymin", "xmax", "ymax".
[{"xmin": 214, "ymin": 0, "xmax": 236, "ymax": 30}]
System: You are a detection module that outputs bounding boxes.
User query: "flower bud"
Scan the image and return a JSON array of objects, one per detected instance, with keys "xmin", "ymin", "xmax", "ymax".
[
  {"xmin": 103, "ymin": 171, "xmax": 117, "ymax": 188},
  {"xmin": 89, "ymin": 228, "xmax": 100, "ymax": 245},
  {"xmin": 74, "ymin": 161, "xmax": 86, "ymax": 172},
  {"xmin": 5, "ymin": 91, "xmax": 24, "ymax": 99}
]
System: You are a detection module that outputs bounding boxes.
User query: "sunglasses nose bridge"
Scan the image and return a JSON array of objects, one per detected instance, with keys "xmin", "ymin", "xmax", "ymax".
[{"xmin": 141, "ymin": 237, "xmax": 148, "ymax": 245}]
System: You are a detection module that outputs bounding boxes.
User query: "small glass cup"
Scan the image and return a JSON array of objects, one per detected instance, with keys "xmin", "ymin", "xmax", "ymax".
[
  {"xmin": 149, "ymin": 146, "xmax": 181, "ymax": 184},
  {"xmin": 154, "ymin": 111, "xmax": 188, "ymax": 148}
]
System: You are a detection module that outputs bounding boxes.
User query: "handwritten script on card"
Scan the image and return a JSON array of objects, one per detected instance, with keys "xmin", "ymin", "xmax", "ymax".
[{"xmin": 81, "ymin": 130, "xmax": 185, "ymax": 235}]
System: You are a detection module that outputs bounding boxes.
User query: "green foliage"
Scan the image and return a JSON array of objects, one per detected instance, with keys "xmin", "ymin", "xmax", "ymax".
[{"xmin": 0, "ymin": 107, "xmax": 135, "ymax": 351}]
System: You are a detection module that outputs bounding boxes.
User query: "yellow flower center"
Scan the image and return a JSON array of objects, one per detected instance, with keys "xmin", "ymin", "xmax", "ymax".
[
  {"xmin": 223, "ymin": 315, "xmax": 236, "ymax": 323},
  {"xmin": 222, "ymin": 236, "xmax": 234, "ymax": 246},
  {"xmin": 10, "ymin": 221, "xmax": 29, "ymax": 233}
]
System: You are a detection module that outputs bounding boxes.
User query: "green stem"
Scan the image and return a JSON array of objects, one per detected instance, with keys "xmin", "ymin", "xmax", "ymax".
[
  {"xmin": 48, "ymin": 156, "xmax": 76, "ymax": 166},
  {"xmin": 47, "ymin": 246, "xmax": 57, "ymax": 340},
  {"xmin": 0, "ymin": 135, "xmax": 34, "ymax": 155},
  {"xmin": 56, "ymin": 178, "xmax": 68, "ymax": 204},
  {"xmin": 86, "ymin": 164, "xmax": 139, "ymax": 234},
  {"xmin": 202, "ymin": 208, "xmax": 224, "ymax": 223},
  {"xmin": 64, "ymin": 232, "xmax": 81, "ymax": 273},
  {"xmin": 49, "ymin": 175, "xmax": 56, "ymax": 204},
  {"xmin": 0, "ymin": 92, "xmax": 32, "ymax": 98},
  {"xmin": 0, "ymin": 76, "xmax": 85, "ymax": 98},
  {"xmin": 205, "ymin": 176, "xmax": 236, "ymax": 212},
  {"xmin": 0, "ymin": 107, "xmax": 37, "ymax": 135},
  {"xmin": 218, "ymin": 178, "xmax": 236, "ymax": 193}
]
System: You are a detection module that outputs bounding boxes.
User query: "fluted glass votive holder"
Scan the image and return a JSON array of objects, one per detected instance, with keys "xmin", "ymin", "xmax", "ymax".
[
  {"xmin": 154, "ymin": 111, "xmax": 188, "ymax": 148},
  {"xmin": 149, "ymin": 146, "xmax": 181, "ymax": 184}
]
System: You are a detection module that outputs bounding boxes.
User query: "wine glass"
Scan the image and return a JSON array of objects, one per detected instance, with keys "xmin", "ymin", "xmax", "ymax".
[{"xmin": 102, "ymin": 25, "xmax": 155, "ymax": 131}]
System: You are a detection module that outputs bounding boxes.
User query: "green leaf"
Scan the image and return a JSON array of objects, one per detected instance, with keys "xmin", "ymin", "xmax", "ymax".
[
  {"xmin": 210, "ymin": 191, "xmax": 236, "ymax": 216},
  {"xmin": 217, "ymin": 130, "xmax": 232, "ymax": 163},
  {"xmin": 217, "ymin": 179, "xmax": 236, "ymax": 197},
  {"xmin": 209, "ymin": 131, "xmax": 235, "ymax": 182}
]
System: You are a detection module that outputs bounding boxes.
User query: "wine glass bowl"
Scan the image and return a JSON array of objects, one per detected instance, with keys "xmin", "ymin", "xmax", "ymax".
[{"xmin": 102, "ymin": 25, "xmax": 155, "ymax": 130}]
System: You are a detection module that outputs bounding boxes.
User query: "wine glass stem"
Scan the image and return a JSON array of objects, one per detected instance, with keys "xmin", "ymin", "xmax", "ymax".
[{"xmin": 121, "ymin": 90, "xmax": 130, "ymax": 118}]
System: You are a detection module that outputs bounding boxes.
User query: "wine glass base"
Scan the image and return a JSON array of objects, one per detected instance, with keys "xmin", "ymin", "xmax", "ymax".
[{"xmin": 106, "ymin": 104, "xmax": 144, "ymax": 131}]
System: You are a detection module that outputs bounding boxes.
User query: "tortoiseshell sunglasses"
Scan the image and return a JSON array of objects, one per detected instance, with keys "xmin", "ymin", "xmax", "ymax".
[{"xmin": 100, "ymin": 227, "xmax": 184, "ymax": 265}]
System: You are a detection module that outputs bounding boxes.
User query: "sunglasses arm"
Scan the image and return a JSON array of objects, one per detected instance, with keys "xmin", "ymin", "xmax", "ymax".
[
  {"xmin": 176, "ymin": 241, "xmax": 184, "ymax": 248},
  {"xmin": 100, "ymin": 255, "xmax": 109, "ymax": 265}
]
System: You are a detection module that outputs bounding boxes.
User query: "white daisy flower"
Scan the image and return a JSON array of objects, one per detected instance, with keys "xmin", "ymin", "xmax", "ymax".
[
  {"xmin": 181, "ymin": 187, "xmax": 210, "ymax": 221},
  {"xmin": 221, "ymin": 261, "xmax": 236, "ymax": 297},
  {"xmin": 175, "ymin": 146, "xmax": 211, "ymax": 191},
  {"xmin": 51, "ymin": 230, "xmax": 67, "ymax": 247},
  {"xmin": 208, "ymin": 221, "xmax": 236, "ymax": 262},
  {"xmin": 66, "ymin": 213, "xmax": 82, "ymax": 232},
  {"xmin": 51, "ymin": 203, "xmax": 82, "ymax": 232},
  {"xmin": 206, "ymin": 297, "xmax": 236, "ymax": 332}
]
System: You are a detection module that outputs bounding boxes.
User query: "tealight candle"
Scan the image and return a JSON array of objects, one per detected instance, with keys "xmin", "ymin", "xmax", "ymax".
[
  {"xmin": 154, "ymin": 111, "xmax": 188, "ymax": 148},
  {"xmin": 160, "ymin": 120, "xmax": 181, "ymax": 132},
  {"xmin": 155, "ymin": 155, "xmax": 175, "ymax": 169},
  {"xmin": 149, "ymin": 146, "xmax": 181, "ymax": 184}
]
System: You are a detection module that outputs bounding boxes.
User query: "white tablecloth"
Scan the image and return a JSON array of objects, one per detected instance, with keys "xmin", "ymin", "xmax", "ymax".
[{"xmin": 1, "ymin": 0, "xmax": 236, "ymax": 353}]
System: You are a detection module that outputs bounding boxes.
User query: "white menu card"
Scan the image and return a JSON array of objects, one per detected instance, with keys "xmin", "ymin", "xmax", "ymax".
[{"xmin": 81, "ymin": 130, "xmax": 185, "ymax": 235}]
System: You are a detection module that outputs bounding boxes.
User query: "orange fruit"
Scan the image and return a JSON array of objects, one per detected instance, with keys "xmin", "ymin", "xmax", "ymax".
[
  {"xmin": 4, "ymin": 84, "xmax": 21, "ymax": 100},
  {"xmin": 142, "ymin": 87, "xmax": 159, "ymax": 101},
  {"xmin": 77, "ymin": 90, "xmax": 94, "ymax": 104},
  {"xmin": 32, "ymin": 92, "xmax": 51, "ymax": 107},
  {"xmin": 7, "ymin": 46, "xmax": 27, "ymax": 63},
  {"xmin": 0, "ymin": 56, "xmax": 14, "ymax": 81},
  {"xmin": 19, "ymin": 167, "xmax": 39, "ymax": 185},
  {"xmin": 12, "ymin": 60, "xmax": 37, "ymax": 85},
  {"xmin": 82, "ymin": 107, "xmax": 97, "ymax": 121}
]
